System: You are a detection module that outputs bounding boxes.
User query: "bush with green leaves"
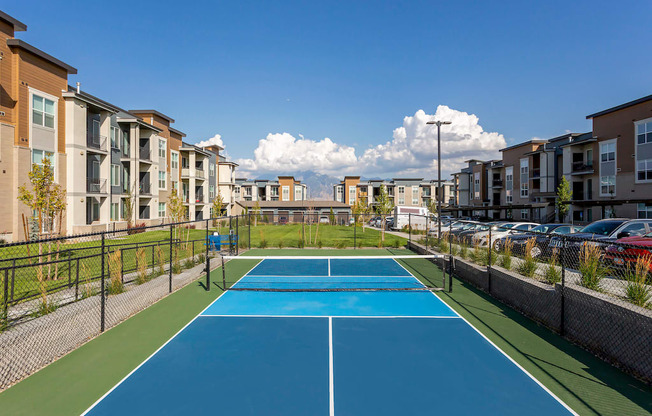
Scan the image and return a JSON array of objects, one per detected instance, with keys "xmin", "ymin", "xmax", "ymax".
[
  {"xmin": 499, "ymin": 238, "xmax": 513, "ymax": 270},
  {"xmin": 624, "ymin": 255, "xmax": 652, "ymax": 308},
  {"xmin": 544, "ymin": 252, "xmax": 562, "ymax": 284},
  {"xmin": 516, "ymin": 238, "xmax": 538, "ymax": 278},
  {"xmin": 578, "ymin": 243, "xmax": 607, "ymax": 291}
]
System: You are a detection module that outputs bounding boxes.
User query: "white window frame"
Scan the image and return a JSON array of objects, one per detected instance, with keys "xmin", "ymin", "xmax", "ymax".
[
  {"xmin": 600, "ymin": 141, "xmax": 616, "ymax": 163},
  {"xmin": 520, "ymin": 159, "xmax": 529, "ymax": 198},
  {"xmin": 412, "ymin": 187, "xmax": 419, "ymax": 205},
  {"xmin": 295, "ymin": 186, "xmax": 303, "ymax": 201},
  {"xmin": 111, "ymin": 164, "xmax": 121, "ymax": 187},
  {"xmin": 170, "ymin": 151, "xmax": 179, "ymax": 169},
  {"xmin": 599, "ymin": 139, "xmax": 617, "ymax": 196},
  {"xmin": 158, "ymin": 138, "xmax": 167, "ymax": 159},
  {"xmin": 209, "ymin": 185, "xmax": 215, "ymax": 199},
  {"xmin": 282, "ymin": 186, "xmax": 290, "ymax": 201},
  {"xmin": 600, "ymin": 175, "xmax": 615, "ymax": 196},
  {"xmin": 110, "ymin": 127, "xmax": 120, "ymax": 150},
  {"xmin": 636, "ymin": 119, "xmax": 652, "ymax": 145},
  {"xmin": 209, "ymin": 163, "xmax": 215, "ymax": 176},
  {"xmin": 31, "ymin": 149, "xmax": 54, "ymax": 169},
  {"xmin": 348, "ymin": 186, "xmax": 356, "ymax": 204},
  {"xmin": 336, "ymin": 186, "xmax": 343, "ymax": 202},
  {"xmin": 637, "ymin": 203, "xmax": 652, "ymax": 219},
  {"xmin": 110, "ymin": 202, "xmax": 120, "ymax": 221},
  {"xmin": 158, "ymin": 202, "xmax": 166, "ymax": 218},
  {"xmin": 520, "ymin": 209, "xmax": 528, "ymax": 220},
  {"xmin": 637, "ymin": 159, "xmax": 652, "ymax": 183},
  {"xmin": 474, "ymin": 173, "xmax": 480, "ymax": 199},
  {"xmin": 31, "ymin": 93, "xmax": 56, "ymax": 129},
  {"xmin": 159, "ymin": 171, "xmax": 167, "ymax": 190},
  {"xmin": 505, "ymin": 166, "xmax": 513, "ymax": 204}
]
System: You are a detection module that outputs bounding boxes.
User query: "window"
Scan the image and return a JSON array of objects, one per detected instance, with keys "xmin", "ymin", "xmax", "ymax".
[
  {"xmin": 295, "ymin": 187, "xmax": 303, "ymax": 201},
  {"xmin": 110, "ymin": 127, "xmax": 120, "ymax": 149},
  {"xmin": 158, "ymin": 202, "xmax": 166, "ymax": 218},
  {"xmin": 111, "ymin": 164, "xmax": 121, "ymax": 186},
  {"xmin": 32, "ymin": 149, "xmax": 54, "ymax": 168},
  {"xmin": 506, "ymin": 190, "xmax": 513, "ymax": 204},
  {"xmin": 158, "ymin": 138, "xmax": 166, "ymax": 159},
  {"xmin": 600, "ymin": 175, "xmax": 615, "ymax": 195},
  {"xmin": 617, "ymin": 222, "xmax": 647, "ymax": 236},
  {"xmin": 32, "ymin": 95, "xmax": 55, "ymax": 128},
  {"xmin": 637, "ymin": 159, "xmax": 652, "ymax": 182},
  {"xmin": 171, "ymin": 152, "xmax": 179, "ymax": 169},
  {"xmin": 604, "ymin": 207, "xmax": 615, "ymax": 219},
  {"xmin": 520, "ymin": 159, "xmax": 529, "ymax": 198},
  {"xmin": 209, "ymin": 163, "xmax": 215, "ymax": 176},
  {"xmin": 336, "ymin": 186, "xmax": 343, "ymax": 202},
  {"xmin": 348, "ymin": 186, "xmax": 356, "ymax": 204},
  {"xmin": 282, "ymin": 186, "xmax": 290, "ymax": 201},
  {"xmin": 110, "ymin": 203, "xmax": 120, "ymax": 221},
  {"xmin": 159, "ymin": 171, "xmax": 166, "ymax": 189},
  {"xmin": 209, "ymin": 185, "xmax": 215, "ymax": 199},
  {"xmin": 474, "ymin": 173, "xmax": 480, "ymax": 199},
  {"xmin": 520, "ymin": 209, "xmax": 528, "ymax": 220},
  {"xmin": 586, "ymin": 149, "xmax": 593, "ymax": 167},
  {"xmin": 637, "ymin": 204, "xmax": 652, "ymax": 219},
  {"xmin": 171, "ymin": 180, "xmax": 178, "ymax": 192},
  {"xmin": 505, "ymin": 166, "xmax": 513, "ymax": 203},
  {"xmin": 600, "ymin": 142, "xmax": 615, "ymax": 162},
  {"xmin": 412, "ymin": 187, "xmax": 419, "ymax": 205},
  {"xmin": 637, "ymin": 121, "xmax": 652, "ymax": 144}
]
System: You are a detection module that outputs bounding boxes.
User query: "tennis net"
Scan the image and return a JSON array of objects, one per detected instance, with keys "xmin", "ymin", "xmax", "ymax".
[{"xmin": 219, "ymin": 255, "xmax": 448, "ymax": 292}]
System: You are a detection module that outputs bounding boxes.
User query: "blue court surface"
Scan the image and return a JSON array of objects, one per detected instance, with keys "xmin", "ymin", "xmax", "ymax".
[{"xmin": 83, "ymin": 257, "xmax": 576, "ymax": 416}]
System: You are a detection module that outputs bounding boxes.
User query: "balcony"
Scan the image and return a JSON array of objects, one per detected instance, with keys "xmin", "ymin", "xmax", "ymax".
[
  {"xmin": 195, "ymin": 193, "xmax": 204, "ymax": 204},
  {"xmin": 87, "ymin": 133, "xmax": 108, "ymax": 153},
  {"xmin": 139, "ymin": 147, "xmax": 151, "ymax": 161},
  {"xmin": 87, "ymin": 178, "xmax": 107, "ymax": 194},
  {"xmin": 531, "ymin": 168, "xmax": 541, "ymax": 178},
  {"xmin": 492, "ymin": 179, "xmax": 503, "ymax": 187},
  {"xmin": 195, "ymin": 169, "xmax": 205, "ymax": 180},
  {"xmin": 571, "ymin": 162, "xmax": 594, "ymax": 175},
  {"xmin": 139, "ymin": 182, "xmax": 151, "ymax": 196}
]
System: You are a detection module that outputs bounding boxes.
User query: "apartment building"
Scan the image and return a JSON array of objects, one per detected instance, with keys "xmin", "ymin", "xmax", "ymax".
[
  {"xmin": 333, "ymin": 177, "xmax": 453, "ymax": 211},
  {"xmin": 0, "ymin": 11, "xmax": 77, "ymax": 240},
  {"xmin": 217, "ymin": 153, "xmax": 238, "ymax": 216},
  {"xmin": 235, "ymin": 176, "xmax": 307, "ymax": 203}
]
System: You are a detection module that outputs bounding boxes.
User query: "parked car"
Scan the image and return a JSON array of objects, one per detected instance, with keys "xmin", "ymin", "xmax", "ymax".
[
  {"xmin": 495, "ymin": 223, "xmax": 582, "ymax": 258},
  {"xmin": 319, "ymin": 217, "xmax": 330, "ymax": 224},
  {"xmin": 427, "ymin": 220, "xmax": 462, "ymax": 237},
  {"xmin": 449, "ymin": 222, "xmax": 485, "ymax": 242},
  {"xmin": 472, "ymin": 222, "xmax": 539, "ymax": 248},
  {"xmin": 548, "ymin": 218, "xmax": 631, "ymax": 267},
  {"xmin": 604, "ymin": 232, "xmax": 652, "ymax": 271},
  {"xmin": 278, "ymin": 216, "xmax": 288, "ymax": 225}
]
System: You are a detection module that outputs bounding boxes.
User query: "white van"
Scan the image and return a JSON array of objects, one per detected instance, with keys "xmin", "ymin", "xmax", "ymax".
[{"xmin": 393, "ymin": 206, "xmax": 431, "ymax": 231}]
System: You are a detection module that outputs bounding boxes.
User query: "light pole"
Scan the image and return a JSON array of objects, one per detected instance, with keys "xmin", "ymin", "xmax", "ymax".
[{"xmin": 426, "ymin": 120, "xmax": 451, "ymax": 239}]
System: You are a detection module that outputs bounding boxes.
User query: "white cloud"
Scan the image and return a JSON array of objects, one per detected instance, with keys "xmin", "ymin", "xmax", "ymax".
[
  {"xmin": 195, "ymin": 134, "xmax": 224, "ymax": 149},
  {"xmin": 234, "ymin": 105, "xmax": 507, "ymax": 179}
]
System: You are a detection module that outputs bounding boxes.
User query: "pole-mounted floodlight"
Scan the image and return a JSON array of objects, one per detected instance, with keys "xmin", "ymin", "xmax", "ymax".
[{"xmin": 426, "ymin": 120, "xmax": 451, "ymax": 239}]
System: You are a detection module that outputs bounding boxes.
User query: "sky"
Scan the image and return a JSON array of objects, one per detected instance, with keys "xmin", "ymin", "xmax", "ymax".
[{"xmin": 6, "ymin": 0, "xmax": 652, "ymax": 178}]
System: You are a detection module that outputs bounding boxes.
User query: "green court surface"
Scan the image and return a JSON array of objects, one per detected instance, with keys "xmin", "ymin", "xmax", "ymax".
[{"xmin": 0, "ymin": 249, "xmax": 649, "ymax": 416}]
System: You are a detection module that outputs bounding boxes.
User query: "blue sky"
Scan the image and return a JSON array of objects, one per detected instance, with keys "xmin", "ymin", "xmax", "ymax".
[{"xmin": 6, "ymin": 0, "xmax": 652, "ymax": 177}]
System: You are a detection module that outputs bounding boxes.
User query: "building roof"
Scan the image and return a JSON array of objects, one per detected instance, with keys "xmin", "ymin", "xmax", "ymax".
[
  {"xmin": 63, "ymin": 85, "xmax": 120, "ymax": 113},
  {"xmin": 237, "ymin": 200, "xmax": 350, "ymax": 209},
  {"xmin": 180, "ymin": 142, "xmax": 211, "ymax": 157},
  {"xmin": 499, "ymin": 139, "xmax": 547, "ymax": 153},
  {"xmin": 129, "ymin": 109, "xmax": 175, "ymax": 123},
  {"xmin": 0, "ymin": 10, "xmax": 27, "ymax": 31},
  {"xmin": 168, "ymin": 126, "xmax": 186, "ymax": 137},
  {"xmin": 7, "ymin": 39, "xmax": 77, "ymax": 74},
  {"xmin": 586, "ymin": 94, "xmax": 652, "ymax": 119}
]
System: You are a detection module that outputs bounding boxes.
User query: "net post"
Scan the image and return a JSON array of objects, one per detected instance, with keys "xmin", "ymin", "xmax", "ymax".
[
  {"xmin": 235, "ymin": 215, "xmax": 239, "ymax": 255},
  {"xmin": 222, "ymin": 255, "xmax": 226, "ymax": 290},
  {"xmin": 425, "ymin": 214, "xmax": 429, "ymax": 252},
  {"xmin": 487, "ymin": 226, "xmax": 492, "ymax": 291},
  {"xmin": 100, "ymin": 232, "xmax": 106, "ymax": 332},
  {"xmin": 560, "ymin": 236, "xmax": 566, "ymax": 336},
  {"xmin": 205, "ymin": 219, "xmax": 210, "ymax": 291},
  {"xmin": 229, "ymin": 216, "xmax": 233, "ymax": 256}
]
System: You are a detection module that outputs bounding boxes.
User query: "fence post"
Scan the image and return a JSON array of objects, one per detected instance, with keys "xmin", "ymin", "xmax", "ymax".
[
  {"xmin": 425, "ymin": 215, "xmax": 429, "ymax": 252},
  {"xmin": 3, "ymin": 268, "xmax": 8, "ymax": 321},
  {"xmin": 408, "ymin": 213, "xmax": 412, "ymax": 243},
  {"xmin": 100, "ymin": 232, "xmax": 106, "ymax": 332},
  {"xmin": 448, "ymin": 231, "xmax": 453, "ymax": 293},
  {"xmin": 235, "ymin": 215, "xmax": 239, "ymax": 255},
  {"xmin": 169, "ymin": 224, "xmax": 173, "ymax": 293},
  {"xmin": 75, "ymin": 258, "xmax": 80, "ymax": 301},
  {"xmin": 354, "ymin": 213, "xmax": 357, "ymax": 249},
  {"xmin": 205, "ymin": 219, "xmax": 210, "ymax": 291},
  {"xmin": 222, "ymin": 255, "xmax": 226, "ymax": 290},
  {"xmin": 487, "ymin": 226, "xmax": 492, "ymax": 293},
  {"xmin": 10, "ymin": 259, "xmax": 15, "ymax": 302},
  {"xmin": 248, "ymin": 213, "xmax": 252, "ymax": 249},
  {"xmin": 229, "ymin": 216, "xmax": 233, "ymax": 256},
  {"xmin": 67, "ymin": 253, "xmax": 72, "ymax": 287},
  {"xmin": 560, "ymin": 236, "xmax": 566, "ymax": 336}
]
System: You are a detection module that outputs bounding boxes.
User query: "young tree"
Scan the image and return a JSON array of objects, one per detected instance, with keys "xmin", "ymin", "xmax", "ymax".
[
  {"xmin": 352, "ymin": 197, "xmax": 368, "ymax": 232},
  {"xmin": 329, "ymin": 207, "xmax": 335, "ymax": 225},
  {"xmin": 123, "ymin": 186, "xmax": 135, "ymax": 228},
  {"xmin": 252, "ymin": 200, "xmax": 261, "ymax": 227},
  {"xmin": 212, "ymin": 192, "xmax": 224, "ymax": 227},
  {"xmin": 168, "ymin": 188, "xmax": 187, "ymax": 239},
  {"xmin": 556, "ymin": 176, "xmax": 572, "ymax": 222},
  {"xmin": 375, "ymin": 184, "xmax": 394, "ymax": 242},
  {"xmin": 18, "ymin": 158, "xmax": 67, "ymax": 280}
]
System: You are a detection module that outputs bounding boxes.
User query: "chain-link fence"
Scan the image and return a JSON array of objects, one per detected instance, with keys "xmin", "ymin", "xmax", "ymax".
[
  {"xmin": 0, "ymin": 216, "xmax": 237, "ymax": 391},
  {"xmin": 409, "ymin": 217, "xmax": 652, "ymax": 383}
]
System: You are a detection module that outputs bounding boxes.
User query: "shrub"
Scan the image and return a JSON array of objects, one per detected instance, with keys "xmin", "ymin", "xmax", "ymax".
[
  {"xmin": 155, "ymin": 245, "xmax": 165, "ymax": 276},
  {"xmin": 197, "ymin": 253, "xmax": 206, "ymax": 265},
  {"xmin": 277, "ymin": 239, "xmax": 284, "ymax": 249},
  {"xmin": 336, "ymin": 240, "xmax": 347, "ymax": 249},
  {"xmin": 127, "ymin": 222, "xmax": 147, "ymax": 235},
  {"xmin": 33, "ymin": 300, "xmax": 58, "ymax": 318},
  {"xmin": 459, "ymin": 243, "xmax": 469, "ymax": 260},
  {"xmin": 516, "ymin": 238, "xmax": 538, "ymax": 278},
  {"xmin": 392, "ymin": 239, "xmax": 401, "ymax": 248},
  {"xmin": 107, "ymin": 250, "xmax": 125, "ymax": 294},
  {"xmin": 0, "ymin": 308, "xmax": 8, "ymax": 333},
  {"xmin": 544, "ymin": 252, "xmax": 562, "ymax": 285},
  {"xmin": 136, "ymin": 247, "xmax": 148, "ymax": 284},
  {"xmin": 578, "ymin": 243, "xmax": 607, "ymax": 291},
  {"xmin": 624, "ymin": 255, "xmax": 652, "ymax": 307},
  {"xmin": 258, "ymin": 239, "xmax": 268, "ymax": 249},
  {"xmin": 183, "ymin": 257, "xmax": 195, "ymax": 270},
  {"xmin": 297, "ymin": 239, "xmax": 305, "ymax": 249},
  {"xmin": 437, "ymin": 233, "xmax": 450, "ymax": 253},
  {"xmin": 358, "ymin": 241, "xmax": 362, "ymax": 249},
  {"xmin": 317, "ymin": 240, "xmax": 323, "ymax": 249},
  {"xmin": 499, "ymin": 238, "xmax": 513, "ymax": 270}
]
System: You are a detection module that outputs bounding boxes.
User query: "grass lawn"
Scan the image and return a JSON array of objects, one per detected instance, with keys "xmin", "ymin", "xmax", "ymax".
[{"xmin": 0, "ymin": 249, "xmax": 649, "ymax": 415}]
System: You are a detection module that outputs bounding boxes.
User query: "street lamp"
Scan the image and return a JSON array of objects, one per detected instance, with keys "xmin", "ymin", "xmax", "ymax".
[{"xmin": 426, "ymin": 120, "xmax": 451, "ymax": 239}]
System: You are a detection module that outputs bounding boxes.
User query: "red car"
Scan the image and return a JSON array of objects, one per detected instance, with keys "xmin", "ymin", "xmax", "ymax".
[{"xmin": 604, "ymin": 233, "xmax": 652, "ymax": 271}]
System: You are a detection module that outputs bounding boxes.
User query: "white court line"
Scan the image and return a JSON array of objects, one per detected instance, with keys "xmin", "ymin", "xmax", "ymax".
[
  {"xmin": 328, "ymin": 258, "xmax": 331, "ymax": 277},
  {"xmin": 328, "ymin": 316, "xmax": 335, "ymax": 416},
  {"xmin": 80, "ymin": 258, "xmax": 262, "ymax": 416},
  {"xmin": 199, "ymin": 315, "xmax": 462, "ymax": 319},
  {"xmin": 243, "ymin": 275, "xmax": 414, "ymax": 278},
  {"xmin": 391, "ymin": 258, "xmax": 579, "ymax": 416}
]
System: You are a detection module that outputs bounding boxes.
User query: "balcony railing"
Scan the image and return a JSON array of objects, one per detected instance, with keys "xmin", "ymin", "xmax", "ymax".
[
  {"xmin": 492, "ymin": 179, "xmax": 503, "ymax": 187},
  {"xmin": 531, "ymin": 168, "xmax": 541, "ymax": 178},
  {"xmin": 87, "ymin": 133, "xmax": 108, "ymax": 152},
  {"xmin": 139, "ymin": 147, "xmax": 151, "ymax": 161},
  {"xmin": 195, "ymin": 193, "xmax": 204, "ymax": 203},
  {"xmin": 87, "ymin": 178, "xmax": 107, "ymax": 194},
  {"xmin": 195, "ymin": 169, "xmax": 205, "ymax": 179},
  {"xmin": 572, "ymin": 161, "xmax": 594, "ymax": 173},
  {"xmin": 139, "ymin": 182, "xmax": 151, "ymax": 195}
]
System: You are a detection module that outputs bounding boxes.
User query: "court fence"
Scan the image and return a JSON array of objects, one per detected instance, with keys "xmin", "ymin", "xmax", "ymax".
[
  {"xmin": 0, "ymin": 215, "xmax": 240, "ymax": 391},
  {"xmin": 408, "ymin": 217, "xmax": 652, "ymax": 384}
]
